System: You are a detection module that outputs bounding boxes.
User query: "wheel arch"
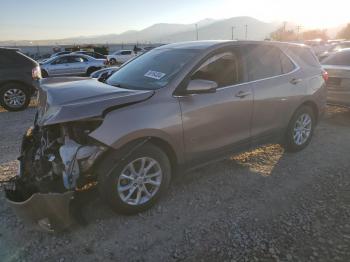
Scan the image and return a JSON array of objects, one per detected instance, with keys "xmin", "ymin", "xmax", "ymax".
[
  {"xmin": 147, "ymin": 136, "xmax": 178, "ymax": 174},
  {"xmin": 87, "ymin": 66, "xmax": 98, "ymax": 75},
  {"xmin": 298, "ymin": 100, "xmax": 319, "ymax": 124},
  {"xmin": 0, "ymin": 80, "xmax": 34, "ymax": 94},
  {"xmin": 94, "ymin": 136, "xmax": 179, "ymax": 182}
]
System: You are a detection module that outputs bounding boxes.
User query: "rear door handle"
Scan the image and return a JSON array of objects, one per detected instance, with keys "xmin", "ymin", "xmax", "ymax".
[
  {"xmin": 290, "ymin": 78, "xmax": 302, "ymax": 85},
  {"xmin": 235, "ymin": 91, "xmax": 252, "ymax": 98}
]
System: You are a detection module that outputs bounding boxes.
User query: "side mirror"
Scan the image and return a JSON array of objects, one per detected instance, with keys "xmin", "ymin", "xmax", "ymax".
[
  {"xmin": 98, "ymin": 72, "xmax": 110, "ymax": 82},
  {"xmin": 186, "ymin": 79, "xmax": 218, "ymax": 94}
]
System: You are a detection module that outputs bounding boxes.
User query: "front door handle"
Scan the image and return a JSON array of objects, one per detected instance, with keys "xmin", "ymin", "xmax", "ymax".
[
  {"xmin": 290, "ymin": 78, "xmax": 302, "ymax": 85},
  {"xmin": 235, "ymin": 91, "xmax": 252, "ymax": 98}
]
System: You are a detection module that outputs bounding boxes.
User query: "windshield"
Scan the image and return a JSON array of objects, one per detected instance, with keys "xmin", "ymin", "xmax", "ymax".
[{"xmin": 106, "ymin": 48, "xmax": 200, "ymax": 90}]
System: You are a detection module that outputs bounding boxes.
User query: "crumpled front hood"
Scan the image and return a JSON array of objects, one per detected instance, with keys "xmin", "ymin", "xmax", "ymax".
[{"xmin": 36, "ymin": 77, "xmax": 154, "ymax": 126}]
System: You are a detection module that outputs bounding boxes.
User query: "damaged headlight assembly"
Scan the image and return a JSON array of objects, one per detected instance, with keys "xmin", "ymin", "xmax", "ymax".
[{"xmin": 4, "ymin": 119, "xmax": 107, "ymax": 232}]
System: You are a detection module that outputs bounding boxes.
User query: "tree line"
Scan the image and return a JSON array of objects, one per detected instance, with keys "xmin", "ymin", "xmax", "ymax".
[{"xmin": 270, "ymin": 23, "xmax": 350, "ymax": 41}]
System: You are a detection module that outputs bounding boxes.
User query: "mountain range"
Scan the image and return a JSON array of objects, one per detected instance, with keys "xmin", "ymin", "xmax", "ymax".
[{"xmin": 0, "ymin": 16, "xmax": 343, "ymax": 46}]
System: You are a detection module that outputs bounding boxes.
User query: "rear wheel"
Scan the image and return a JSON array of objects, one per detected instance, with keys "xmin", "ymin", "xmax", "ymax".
[
  {"xmin": 284, "ymin": 106, "xmax": 315, "ymax": 152},
  {"xmin": 109, "ymin": 58, "xmax": 117, "ymax": 65},
  {"xmin": 98, "ymin": 144, "xmax": 171, "ymax": 214},
  {"xmin": 0, "ymin": 83, "xmax": 30, "ymax": 111}
]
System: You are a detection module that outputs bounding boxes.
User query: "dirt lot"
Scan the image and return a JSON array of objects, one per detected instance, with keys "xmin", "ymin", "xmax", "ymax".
[{"xmin": 0, "ymin": 105, "xmax": 349, "ymax": 262}]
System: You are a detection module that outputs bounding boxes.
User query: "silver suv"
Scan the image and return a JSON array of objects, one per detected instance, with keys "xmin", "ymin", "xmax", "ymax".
[{"xmin": 6, "ymin": 41, "xmax": 327, "ymax": 231}]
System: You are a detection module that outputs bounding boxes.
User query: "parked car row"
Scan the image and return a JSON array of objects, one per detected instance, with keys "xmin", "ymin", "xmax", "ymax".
[
  {"xmin": 39, "ymin": 53, "xmax": 108, "ymax": 77},
  {"xmin": 0, "ymin": 47, "xmax": 40, "ymax": 111},
  {"xmin": 107, "ymin": 49, "xmax": 139, "ymax": 65},
  {"xmin": 321, "ymin": 48, "xmax": 350, "ymax": 107},
  {"xmin": 4, "ymin": 41, "xmax": 329, "ymax": 231},
  {"xmin": 318, "ymin": 41, "xmax": 350, "ymax": 61}
]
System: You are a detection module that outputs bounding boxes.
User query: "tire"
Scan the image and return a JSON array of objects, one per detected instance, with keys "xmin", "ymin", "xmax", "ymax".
[
  {"xmin": 87, "ymin": 67, "xmax": 97, "ymax": 76},
  {"xmin": 109, "ymin": 58, "xmax": 117, "ymax": 65},
  {"xmin": 98, "ymin": 143, "xmax": 171, "ymax": 214},
  {"xmin": 284, "ymin": 105, "xmax": 315, "ymax": 152},
  {"xmin": 0, "ymin": 83, "xmax": 31, "ymax": 111}
]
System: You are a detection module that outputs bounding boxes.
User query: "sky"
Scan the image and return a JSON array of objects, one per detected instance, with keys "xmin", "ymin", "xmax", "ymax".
[{"xmin": 0, "ymin": 0, "xmax": 349, "ymax": 41}]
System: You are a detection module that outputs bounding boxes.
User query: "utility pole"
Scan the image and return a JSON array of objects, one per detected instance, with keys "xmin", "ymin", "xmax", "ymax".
[
  {"xmin": 195, "ymin": 24, "xmax": 199, "ymax": 40},
  {"xmin": 245, "ymin": 24, "xmax": 248, "ymax": 40},
  {"xmin": 283, "ymin": 21, "xmax": 287, "ymax": 32},
  {"xmin": 296, "ymin": 25, "xmax": 302, "ymax": 41},
  {"xmin": 231, "ymin": 26, "xmax": 235, "ymax": 40}
]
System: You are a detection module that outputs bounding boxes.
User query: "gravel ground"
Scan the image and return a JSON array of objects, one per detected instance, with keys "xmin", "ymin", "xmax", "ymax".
[{"xmin": 0, "ymin": 105, "xmax": 349, "ymax": 262}]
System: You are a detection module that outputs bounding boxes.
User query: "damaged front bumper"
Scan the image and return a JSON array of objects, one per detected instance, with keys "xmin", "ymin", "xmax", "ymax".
[
  {"xmin": 5, "ymin": 187, "xmax": 74, "ymax": 232},
  {"xmin": 4, "ymin": 124, "xmax": 106, "ymax": 232}
]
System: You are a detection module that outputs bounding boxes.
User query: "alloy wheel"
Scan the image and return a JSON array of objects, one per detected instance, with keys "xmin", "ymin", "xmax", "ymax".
[
  {"xmin": 293, "ymin": 113, "xmax": 312, "ymax": 145},
  {"xmin": 117, "ymin": 157, "xmax": 163, "ymax": 206},
  {"xmin": 3, "ymin": 88, "xmax": 26, "ymax": 108}
]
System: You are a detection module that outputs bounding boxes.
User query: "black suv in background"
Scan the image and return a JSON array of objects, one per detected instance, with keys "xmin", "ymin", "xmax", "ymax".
[{"xmin": 0, "ymin": 48, "xmax": 41, "ymax": 111}]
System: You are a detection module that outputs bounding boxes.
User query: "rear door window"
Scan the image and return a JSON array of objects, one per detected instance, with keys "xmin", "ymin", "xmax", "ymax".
[
  {"xmin": 121, "ymin": 51, "xmax": 132, "ymax": 55},
  {"xmin": 245, "ymin": 45, "xmax": 284, "ymax": 81},
  {"xmin": 52, "ymin": 57, "xmax": 70, "ymax": 64},
  {"xmin": 191, "ymin": 51, "xmax": 242, "ymax": 88},
  {"xmin": 68, "ymin": 56, "xmax": 87, "ymax": 63},
  {"xmin": 289, "ymin": 47, "xmax": 320, "ymax": 68}
]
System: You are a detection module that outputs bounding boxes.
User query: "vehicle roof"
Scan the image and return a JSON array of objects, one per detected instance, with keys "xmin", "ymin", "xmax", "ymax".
[
  {"xmin": 55, "ymin": 53, "xmax": 92, "ymax": 58},
  {"xmin": 156, "ymin": 40, "xmax": 309, "ymax": 50}
]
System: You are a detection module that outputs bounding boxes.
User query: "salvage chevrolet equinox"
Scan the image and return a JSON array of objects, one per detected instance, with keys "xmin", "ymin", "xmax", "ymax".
[{"xmin": 6, "ymin": 41, "xmax": 327, "ymax": 231}]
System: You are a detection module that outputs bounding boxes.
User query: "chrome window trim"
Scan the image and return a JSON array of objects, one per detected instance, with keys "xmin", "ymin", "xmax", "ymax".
[{"xmin": 174, "ymin": 45, "xmax": 301, "ymax": 97}]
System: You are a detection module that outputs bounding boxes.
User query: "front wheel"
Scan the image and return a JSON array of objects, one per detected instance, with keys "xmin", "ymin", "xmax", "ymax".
[
  {"xmin": 98, "ymin": 144, "xmax": 171, "ymax": 214},
  {"xmin": 284, "ymin": 106, "xmax": 315, "ymax": 152},
  {"xmin": 0, "ymin": 83, "xmax": 31, "ymax": 111}
]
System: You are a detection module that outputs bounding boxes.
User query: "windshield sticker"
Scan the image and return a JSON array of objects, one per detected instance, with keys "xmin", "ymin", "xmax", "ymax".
[{"xmin": 144, "ymin": 70, "xmax": 166, "ymax": 80}]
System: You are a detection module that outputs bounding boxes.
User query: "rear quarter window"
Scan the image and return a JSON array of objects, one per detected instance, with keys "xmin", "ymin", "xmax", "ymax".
[
  {"xmin": 288, "ymin": 46, "xmax": 320, "ymax": 68},
  {"xmin": 0, "ymin": 51, "xmax": 35, "ymax": 67},
  {"xmin": 280, "ymin": 52, "xmax": 296, "ymax": 73}
]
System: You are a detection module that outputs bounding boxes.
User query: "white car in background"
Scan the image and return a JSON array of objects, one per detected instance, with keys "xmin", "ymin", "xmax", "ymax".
[
  {"xmin": 107, "ymin": 50, "xmax": 137, "ymax": 64},
  {"xmin": 40, "ymin": 54, "xmax": 107, "ymax": 77}
]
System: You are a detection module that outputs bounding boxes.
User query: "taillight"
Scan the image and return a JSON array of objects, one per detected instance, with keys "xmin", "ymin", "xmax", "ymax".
[
  {"xmin": 322, "ymin": 71, "xmax": 329, "ymax": 82},
  {"xmin": 32, "ymin": 66, "xmax": 42, "ymax": 80}
]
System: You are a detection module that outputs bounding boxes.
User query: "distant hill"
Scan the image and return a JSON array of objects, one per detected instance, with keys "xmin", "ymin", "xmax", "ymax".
[
  {"xmin": 1, "ymin": 16, "xmax": 343, "ymax": 46},
  {"xmin": 165, "ymin": 16, "xmax": 280, "ymax": 42}
]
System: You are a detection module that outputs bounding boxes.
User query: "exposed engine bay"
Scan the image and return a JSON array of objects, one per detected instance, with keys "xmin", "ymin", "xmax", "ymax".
[
  {"xmin": 2, "ymin": 77, "xmax": 155, "ymax": 232},
  {"xmin": 4, "ymin": 119, "xmax": 107, "ymax": 231}
]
